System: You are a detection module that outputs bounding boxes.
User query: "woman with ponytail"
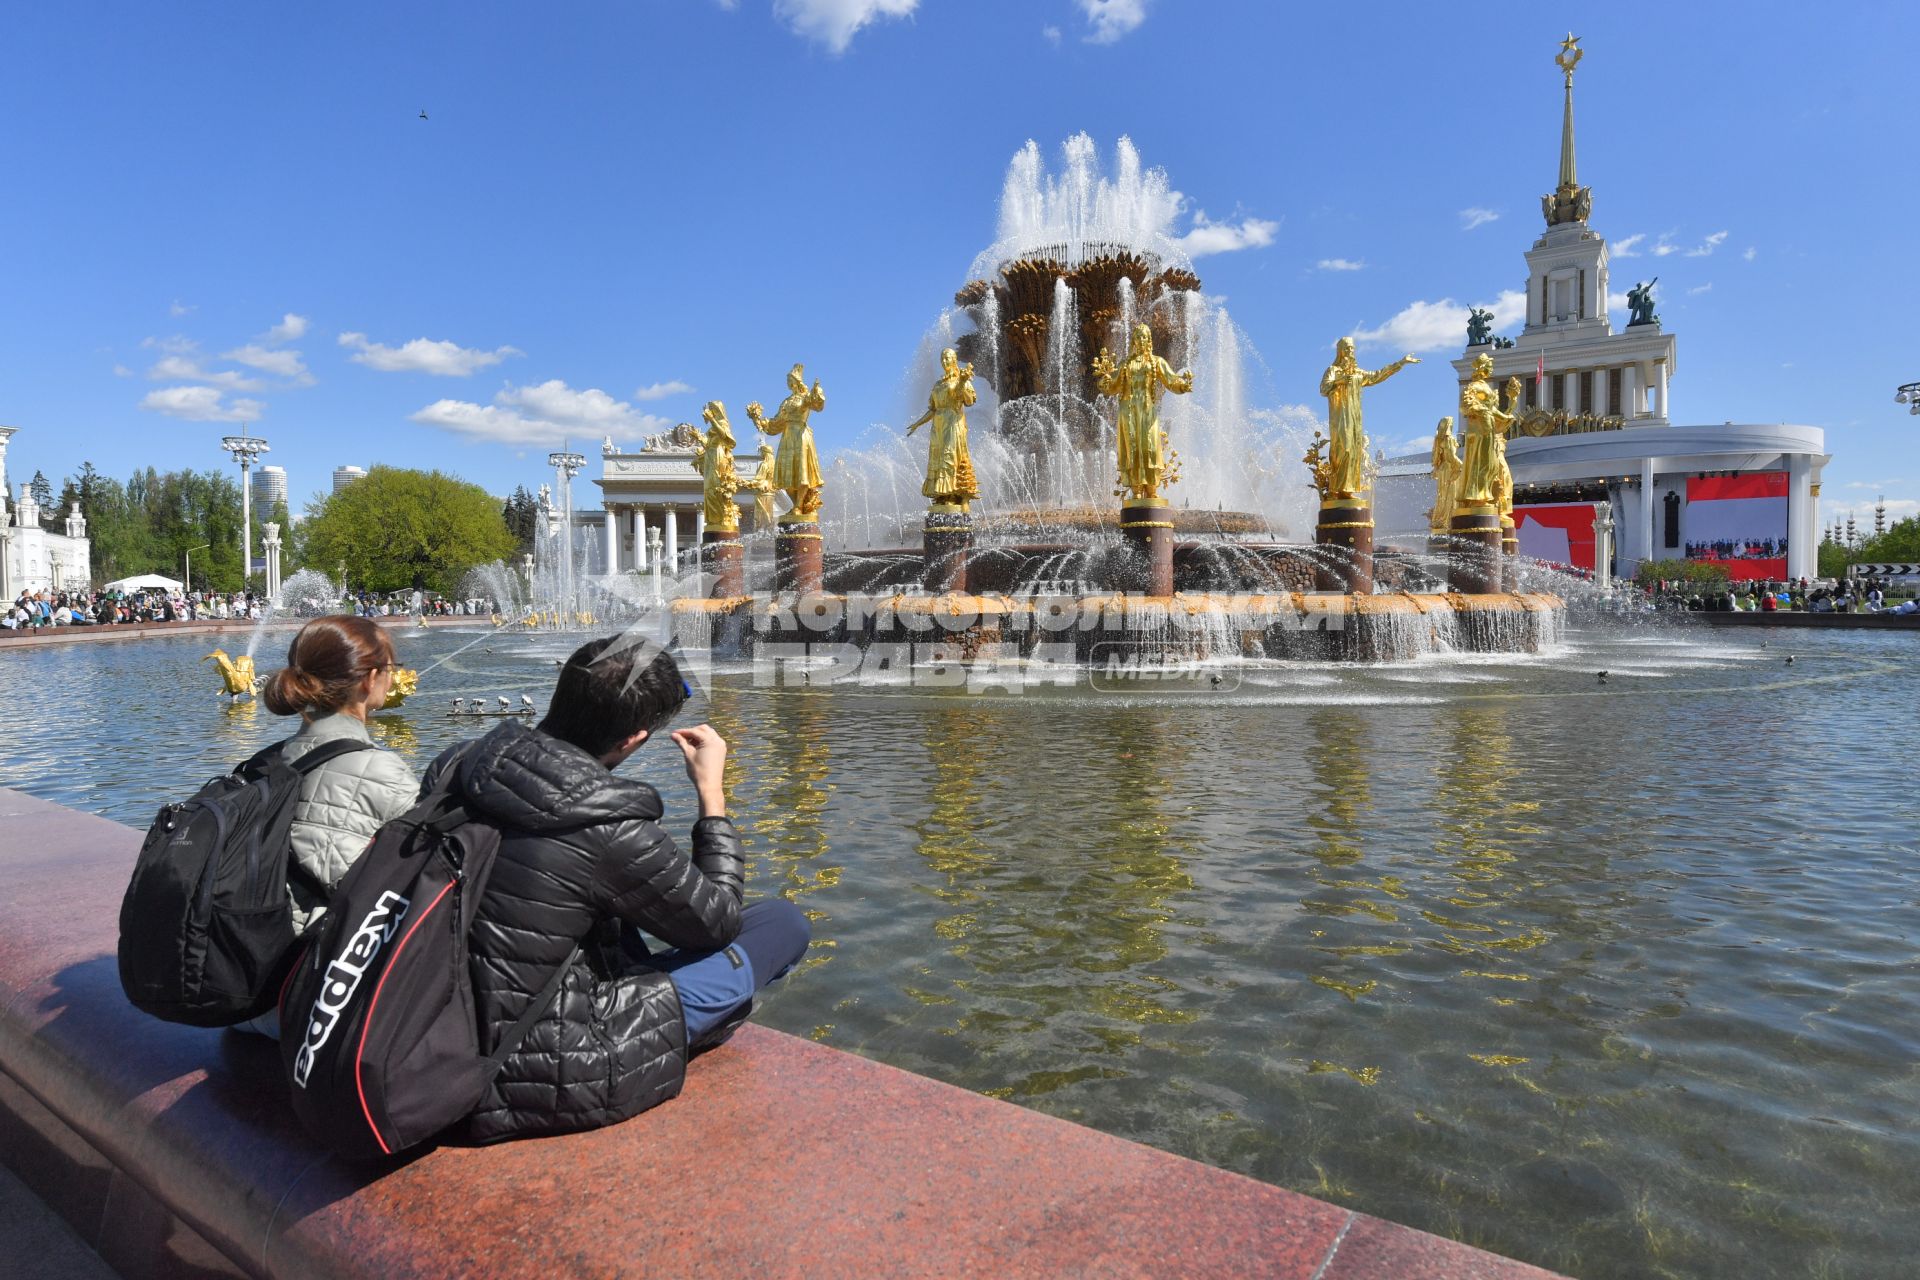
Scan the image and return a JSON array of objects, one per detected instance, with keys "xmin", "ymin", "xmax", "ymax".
[{"xmin": 262, "ymin": 616, "xmax": 421, "ymax": 937}]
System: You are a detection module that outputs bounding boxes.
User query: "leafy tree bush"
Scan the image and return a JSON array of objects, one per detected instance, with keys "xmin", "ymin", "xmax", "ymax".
[
  {"xmin": 1633, "ymin": 558, "xmax": 1731, "ymax": 591},
  {"xmin": 298, "ymin": 466, "xmax": 514, "ymax": 594}
]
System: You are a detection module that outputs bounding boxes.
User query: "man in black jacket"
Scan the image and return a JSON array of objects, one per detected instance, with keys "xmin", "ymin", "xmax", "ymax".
[{"xmin": 424, "ymin": 636, "xmax": 810, "ymax": 1143}]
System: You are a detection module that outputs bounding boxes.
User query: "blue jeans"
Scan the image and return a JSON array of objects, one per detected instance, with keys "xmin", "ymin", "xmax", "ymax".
[{"xmin": 644, "ymin": 899, "xmax": 811, "ymax": 1042}]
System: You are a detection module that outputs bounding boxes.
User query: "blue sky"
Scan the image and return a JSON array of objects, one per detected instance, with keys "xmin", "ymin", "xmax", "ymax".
[{"xmin": 2, "ymin": 2, "xmax": 1914, "ymax": 526}]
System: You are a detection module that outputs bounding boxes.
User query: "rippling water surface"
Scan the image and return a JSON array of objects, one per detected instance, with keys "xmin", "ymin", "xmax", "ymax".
[{"xmin": 3, "ymin": 621, "xmax": 1915, "ymax": 1279}]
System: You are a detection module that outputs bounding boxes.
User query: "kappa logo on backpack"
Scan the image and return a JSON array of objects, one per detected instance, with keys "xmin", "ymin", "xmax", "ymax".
[
  {"xmin": 279, "ymin": 767, "xmax": 579, "ymax": 1161},
  {"xmin": 117, "ymin": 737, "xmax": 372, "ymax": 1027}
]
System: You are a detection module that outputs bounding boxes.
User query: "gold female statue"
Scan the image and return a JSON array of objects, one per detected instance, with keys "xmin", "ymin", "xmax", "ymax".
[
  {"xmin": 1092, "ymin": 322, "xmax": 1194, "ymax": 504},
  {"xmin": 745, "ymin": 363, "xmax": 826, "ymax": 522},
  {"xmin": 1457, "ymin": 352, "xmax": 1514, "ymax": 510},
  {"xmin": 690, "ymin": 401, "xmax": 741, "ymax": 534},
  {"xmin": 904, "ymin": 348, "xmax": 980, "ymax": 513},
  {"xmin": 1428, "ymin": 416, "xmax": 1463, "ymax": 535},
  {"xmin": 1495, "ymin": 377, "xmax": 1523, "ymax": 529},
  {"xmin": 749, "ymin": 442, "xmax": 779, "ymax": 529},
  {"xmin": 1318, "ymin": 337, "xmax": 1418, "ymax": 501}
]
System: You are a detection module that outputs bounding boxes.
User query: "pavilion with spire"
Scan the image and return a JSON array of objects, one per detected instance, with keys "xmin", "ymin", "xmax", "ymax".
[{"xmin": 1374, "ymin": 36, "xmax": 1833, "ymax": 582}]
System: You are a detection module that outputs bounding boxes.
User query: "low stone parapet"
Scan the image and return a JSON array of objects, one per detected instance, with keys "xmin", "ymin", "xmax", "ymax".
[{"xmin": 0, "ymin": 786, "xmax": 1559, "ymax": 1279}]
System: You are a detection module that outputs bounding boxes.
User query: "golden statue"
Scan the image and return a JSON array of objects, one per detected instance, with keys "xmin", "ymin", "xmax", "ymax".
[
  {"xmin": 748, "ymin": 443, "xmax": 779, "ymax": 529},
  {"xmin": 382, "ymin": 667, "xmax": 418, "ymax": 709},
  {"xmin": 690, "ymin": 401, "xmax": 742, "ymax": 534},
  {"xmin": 1302, "ymin": 428, "xmax": 1334, "ymax": 501},
  {"xmin": 1495, "ymin": 377, "xmax": 1523, "ymax": 529},
  {"xmin": 1456, "ymin": 352, "xmax": 1515, "ymax": 512},
  {"xmin": 1092, "ymin": 322, "xmax": 1193, "ymax": 504},
  {"xmin": 204, "ymin": 649, "xmax": 259, "ymax": 698},
  {"xmin": 904, "ymin": 348, "xmax": 981, "ymax": 514},
  {"xmin": 745, "ymin": 363, "xmax": 826, "ymax": 523},
  {"xmin": 1428, "ymin": 416, "xmax": 1463, "ymax": 535},
  {"xmin": 1318, "ymin": 337, "xmax": 1417, "ymax": 502}
]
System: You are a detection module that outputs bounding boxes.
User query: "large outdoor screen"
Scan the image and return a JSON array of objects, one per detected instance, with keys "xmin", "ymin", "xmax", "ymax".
[
  {"xmin": 1514, "ymin": 503, "xmax": 1600, "ymax": 573},
  {"xmin": 1684, "ymin": 472, "xmax": 1789, "ymax": 580}
]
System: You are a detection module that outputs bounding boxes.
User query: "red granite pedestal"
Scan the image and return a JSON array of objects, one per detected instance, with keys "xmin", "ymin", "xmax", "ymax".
[
  {"xmin": 1315, "ymin": 498, "xmax": 1375, "ymax": 594},
  {"xmin": 923, "ymin": 511, "xmax": 973, "ymax": 594},
  {"xmin": 1501, "ymin": 526, "xmax": 1520, "ymax": 592},
  {"xmin": 703, "ymin": 529, "xmax": 746, "ymax": 598},
  {"xmin": 774, "ymin": 521, "xmax": 823, "ymax": 595},
  {"xmin": 1449, "ymin": 508, "xmax": 1505, "ymax": 593},
  {"xmin": 1119, "ymin": 502, "xmax": 1175, "ymax": 596}
]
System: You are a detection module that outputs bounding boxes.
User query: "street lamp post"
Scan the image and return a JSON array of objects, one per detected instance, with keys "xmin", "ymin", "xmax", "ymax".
[
  {"xmin": 546, "ymin": 450, "xmax": 586, "ymax": 616},
  {"xmin": 1897, "ymin": 382, "xmax": 1920, "ymax": 416},
  {"xmin": 184, "ymin": 543, "xmax": 210, "ymax": 595},
  {"xmin": 220, "ymin": 433, "xmax": 270, "ymax": 592}
]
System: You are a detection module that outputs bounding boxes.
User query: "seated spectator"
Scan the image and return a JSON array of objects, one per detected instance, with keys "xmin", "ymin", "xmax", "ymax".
[{"xmin": 422, "ymin": 638, "xmax": 810, "ymax": 1144}]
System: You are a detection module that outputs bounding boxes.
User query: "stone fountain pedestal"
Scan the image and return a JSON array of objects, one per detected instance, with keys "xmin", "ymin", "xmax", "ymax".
[
  {"xmin": 1314, "ymin": 497, "xmax": 1375, "ymax": 594},
  {"xmin": 704, "ymin": 529, "xmax": 746, "ymax": 598},
  {"xmin": 923, "ymin": 508, "xmax": 972, "ymax": 594},
  {"xmin": 1449, "ymin": 507, "xmax": 1504, "ymax": 593},
  {"xmin": 1118, "ymin": 501, "xmax": 1175, "ymax": 596},
  {"xmin": 774, "ymin": 521, "xmax": 824, "ymax": 595}
]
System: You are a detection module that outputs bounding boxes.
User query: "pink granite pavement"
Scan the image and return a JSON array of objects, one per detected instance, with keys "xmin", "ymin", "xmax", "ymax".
[{"xmin": 0, "ymin": 786, "xmax": 1563, "ymax": 1279}]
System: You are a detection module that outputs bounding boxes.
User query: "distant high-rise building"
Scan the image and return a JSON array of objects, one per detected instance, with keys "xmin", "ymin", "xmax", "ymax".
[
  {"xmin": 252, "ymin": 464, "xmax": 289, "ymax": 514},
  {"xmin": 333, "ymin": 465, "xmax": 367, "ymax": 494}
]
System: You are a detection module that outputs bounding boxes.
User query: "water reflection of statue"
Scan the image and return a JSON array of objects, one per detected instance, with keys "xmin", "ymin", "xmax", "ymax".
[
  {"xmin": 1092, "ymin": 323, "xmax": 1193, "ymax": 504},
  {"xmin": 1626, "ymin": 279, "xmax": 1659, "ymax": 327},
  {"xmin": 1428, "ymin": 416, "xmax": 1463, "ymax": 535},
  {"xmin": 1318, "ymin": 337, "xmax": 1417, "ymax": 501},
  {"xmin": 690, "ymin": 401, "xmax": 741, "ymax": 533},
  {"xmin": 904, "ymin": 348, "xmax": 980, "ymax": 514},
  {"xmin": 1457, "ymin": 353, "xmax": 1514, "ymax": 510},
  {"xmin": 745, "ymin": 363, "xmax": 826, "ymax": 522}
]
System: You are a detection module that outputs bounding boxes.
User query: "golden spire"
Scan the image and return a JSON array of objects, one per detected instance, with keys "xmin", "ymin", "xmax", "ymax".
[{"xmin": 1542, "ymin": 34, "xmax": 1592, "ymax": 227}]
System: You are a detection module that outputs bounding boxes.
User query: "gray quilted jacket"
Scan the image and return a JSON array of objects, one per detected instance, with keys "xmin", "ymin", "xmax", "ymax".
[
  {"xmin": 282, "ymin": 712, "xmax": 420, "ymax": 933},
  {"xmin": 422, "ymin": 720, "xmax": 744, "ymax": 1144}
]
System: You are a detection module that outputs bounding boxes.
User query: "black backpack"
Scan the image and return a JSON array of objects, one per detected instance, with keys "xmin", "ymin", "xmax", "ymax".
[
  {"xmin": 278, "ymin": 770, "xmax": 578, "ymax": 1161},
  {"xmin": 118, "ymin": 737, "xmax": 372, "ymax": 1027}
]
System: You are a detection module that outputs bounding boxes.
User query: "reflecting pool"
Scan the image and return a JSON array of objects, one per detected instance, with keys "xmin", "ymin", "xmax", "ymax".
[{"xmin": 3, "ymin": 622, "xmax": 1914, "ymax": 1280}]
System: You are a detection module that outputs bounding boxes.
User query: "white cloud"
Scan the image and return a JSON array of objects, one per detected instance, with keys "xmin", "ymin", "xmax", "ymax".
[
  {"xmin": 1042, "ymin": 24, "xmax": 1062, "ymax": 45},
  {"xmin": 1743, "ymin": 246, "xmax": 1757, "ymax": 262},
  {"xmin": 1612, "ymin": 233, "xmax": 1645, "ymax": 258},
  {"xmin": 112, "ymin": 363, "xmax": 134, "ymax": 378},
  {"xmin": 1459, "ymin": 207, "xmax": 1499, "ymax": 231},
  {"xmin": 140, "ymin": 385, "xmax": 265, "ymax": 423},
  {"xmin": 141, "ymin": 334, "xmax": 198, "ymax": 356},
  {"xmin": 1352, "ymin": 289, "xmax": 1527, "ymax": 354},
  {"xmin": 1315, "ymin": 258, "xmax": 1365, "ymax": 272},
  {"xmin": 146, "ymin": 355, "xmax": 267, "ymax": 391},
  {"xmin": 169, "ymin": 300, "xmax": 194, "ymax": 318},
  {"xmin": 1177, "ymin": 211, "xmax": 1279, "ymax": 258},
  {"xmin": 1607, "ymin": 290, "xmax": 1630, "ymax": 313},
  {"xmin": 339, "ymin": 331, "xmax": 521, "ymax": 376},
  {"xmin": 411, "ymin": 379, "xmax": 673, "ymax": 446},
  {"xmin": 1687, "ymin": 282, "xmax": 1713, "ymax": 296},
  {"xmin": 1078, "ymin": 0, "xmax": 1149, "ymax": 43},
  {"xmin": 222, "ymin": 343, "xmax": 314, "ymax": 384},
  {"xmin": 633, "ymin": 379, "xmax": 694, "ymax": 401},
  {"xmin": 772, "ymin": 0, "xmax": 917, "ymax": 53},
  {"xmin": 261, "ymin": 313, "xmax": 309, "ymax": 343},
  {"xmin": 1686, "ymin": 231, "xmax": 1728, "ymax": 258}
]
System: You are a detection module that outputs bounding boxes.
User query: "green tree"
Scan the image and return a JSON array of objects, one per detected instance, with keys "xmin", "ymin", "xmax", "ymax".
[
  {"xmin": 1857, "ymin": 515, "xmax": 1920, "ymax": 564},
  {"xmin": 1633, "ymin": 558, "xmax": 1730, "ymax": 591},
  {"xmin": 1817, "ymin": 539, "xmax": 1851, "ymax": 581},
  {"xmin": 29, "ymin": 469, "xmax": 54, "ymax": 528},
  {"xmin": 501, "ymin": 485, "xmax": 540, "ymax": 555},
  {"xmin": 298, "ymin": 466, "xmax": 514, "ymax": 594}
]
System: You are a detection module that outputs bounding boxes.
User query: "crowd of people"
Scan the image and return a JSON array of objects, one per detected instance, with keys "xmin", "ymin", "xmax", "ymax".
[
  {"xmin": 3, "ymin": 587, "xmax": 264, "ymax": 630},
  {"xmin": 1641, "ymin": 576, "xmax": 1917, "ymax": 614}
]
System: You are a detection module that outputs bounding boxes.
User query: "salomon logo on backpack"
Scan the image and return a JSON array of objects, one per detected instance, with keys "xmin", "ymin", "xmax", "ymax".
[
  {"xmin": 279, "ymin": 776, "xmax": 577, "ymax": 1161},
  {"xmin": 117, "ymin": 738, "xmax": 371, "ymax": 1027}
]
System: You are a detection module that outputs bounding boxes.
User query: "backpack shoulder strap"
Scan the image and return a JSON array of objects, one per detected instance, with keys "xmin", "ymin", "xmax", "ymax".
[
  {"xmin": 289, "ymin": 739, "xmax": 376, "ymax": 774},
  {"xmin": 487, "ymin": 942, "xmax": 582, "ymax": 1068}
]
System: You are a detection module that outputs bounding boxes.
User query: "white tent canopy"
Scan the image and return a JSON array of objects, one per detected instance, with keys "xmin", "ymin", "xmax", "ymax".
[{"xmin": 101, "ymin": 574, "xmax": 183, "ymax": 594}]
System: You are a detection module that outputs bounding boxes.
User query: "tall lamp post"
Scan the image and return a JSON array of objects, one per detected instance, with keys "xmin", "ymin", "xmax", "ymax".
[
  {"xmin": 220, "ymin": 433, "xmax": 270, "ymax": 591},
  {"xmin": 184, "ymin": 543, "xmax": 210, "ymax": 595},
  {"xmin": 547, "ymin": 450, "xmax": 586, "ymax": 615},
  {"xmin": 1897, "ymin": 382, "xmax": 1920, "ymax": 416}
]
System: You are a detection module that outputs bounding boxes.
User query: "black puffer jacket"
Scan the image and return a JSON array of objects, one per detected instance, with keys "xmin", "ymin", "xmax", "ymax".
[{"xmin": 423, "ymin": 720, "xmax": 744, "ymax": 1144}]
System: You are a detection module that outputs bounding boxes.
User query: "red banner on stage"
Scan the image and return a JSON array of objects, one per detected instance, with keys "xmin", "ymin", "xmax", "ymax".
[
  {"xmin": 1515, "ymin": 503, "xmax": 1599, "ymax": 573},
  {"xmin": 1685, "ymin": 471, "xmax": 1788, "ymax": 580}
]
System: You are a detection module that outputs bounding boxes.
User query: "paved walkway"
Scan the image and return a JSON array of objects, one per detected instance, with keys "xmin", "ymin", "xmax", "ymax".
[{"xmin": 0, "ymin": 1161, "xmax": 114, "ymax": 1280}]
